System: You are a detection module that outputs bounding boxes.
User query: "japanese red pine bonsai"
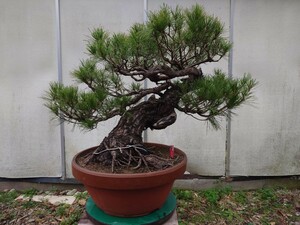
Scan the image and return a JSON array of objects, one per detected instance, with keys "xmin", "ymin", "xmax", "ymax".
[{"xmin": 44, "ymin": 5, "xmax": 256, "ymax": 173}]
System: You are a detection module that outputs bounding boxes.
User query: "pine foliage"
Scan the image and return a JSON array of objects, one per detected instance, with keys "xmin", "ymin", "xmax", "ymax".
[{"xmin": 44, "ymin": 4, "xmax": 256, "ymax": 130}]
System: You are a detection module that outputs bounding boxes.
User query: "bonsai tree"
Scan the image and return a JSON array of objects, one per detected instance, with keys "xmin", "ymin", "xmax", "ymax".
[{"xmin": 44, "ymin": 5, "xmax": 256, "ymax": 173}]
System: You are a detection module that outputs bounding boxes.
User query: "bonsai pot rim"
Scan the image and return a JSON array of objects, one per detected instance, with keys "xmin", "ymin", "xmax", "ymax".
[{"xmin": 72, "ymin": 142, "xmax": 187, "ymax": 190}]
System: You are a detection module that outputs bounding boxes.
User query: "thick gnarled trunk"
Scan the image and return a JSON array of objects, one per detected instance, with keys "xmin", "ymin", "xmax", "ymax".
[{"xmin": 85, "ymin": 88, "xmax": 181, "ymax": 172}]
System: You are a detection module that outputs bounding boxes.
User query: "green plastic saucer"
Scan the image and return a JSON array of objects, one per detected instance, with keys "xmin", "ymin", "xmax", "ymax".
[{"xmin": 86, "ymin": 193, "xmax": 176, "ymax": 225}]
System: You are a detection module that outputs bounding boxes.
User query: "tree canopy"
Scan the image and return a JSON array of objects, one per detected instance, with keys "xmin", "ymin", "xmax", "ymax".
[{"xmin": 45, "ymin": 4, "xmax": 256, "ymax": 130}]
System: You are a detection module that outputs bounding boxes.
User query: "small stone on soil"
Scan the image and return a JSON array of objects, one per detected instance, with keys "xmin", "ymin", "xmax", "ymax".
[{"xmin": 66, "ymin": 189, "xmax": 77, "ymax": 196}]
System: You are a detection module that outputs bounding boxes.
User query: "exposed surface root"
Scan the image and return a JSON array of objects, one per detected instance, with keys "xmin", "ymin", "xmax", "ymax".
[{"xmin": 78, "ymin": 145, "xmax": 182, "ymax": 173}]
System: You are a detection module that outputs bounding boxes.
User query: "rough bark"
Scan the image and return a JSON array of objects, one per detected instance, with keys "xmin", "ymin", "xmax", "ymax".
[{"xmin": 83, "ymin": 88, "xmax": 181, "ymax": 172}]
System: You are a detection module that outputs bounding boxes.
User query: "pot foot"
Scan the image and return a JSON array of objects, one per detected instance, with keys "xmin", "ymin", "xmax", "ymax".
[{"xmin": 81, "ymin": 193, "xmax": 178, "ymax": 225}]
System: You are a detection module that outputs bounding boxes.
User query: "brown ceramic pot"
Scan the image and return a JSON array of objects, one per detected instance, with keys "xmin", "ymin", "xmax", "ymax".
[{"xmin": 72, "ymin": 142, "xmax": 187, "ymax": 217}]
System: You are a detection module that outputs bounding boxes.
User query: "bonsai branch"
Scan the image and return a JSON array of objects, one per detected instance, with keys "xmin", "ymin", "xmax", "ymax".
[{"xmin": 117, "ymin": 65, "xmax": 202, "ymax": 83}]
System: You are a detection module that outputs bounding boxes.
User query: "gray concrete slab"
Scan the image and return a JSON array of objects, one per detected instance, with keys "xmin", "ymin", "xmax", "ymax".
[{"xmin": 16, "ymin": 194, "xmax": 76, "ymax": 205}]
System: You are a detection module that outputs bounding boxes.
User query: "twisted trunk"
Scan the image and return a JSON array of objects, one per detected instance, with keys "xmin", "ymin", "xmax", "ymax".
[
  {"xmin": 102, "ymin": 89, "xmax": 179, "ymax": 148},
  {"xmin": 83, "ymin": 88, "xmax": 181, "ymax": 172}
]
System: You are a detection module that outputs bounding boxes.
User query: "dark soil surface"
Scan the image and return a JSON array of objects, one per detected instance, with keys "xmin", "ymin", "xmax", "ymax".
[{"xmin": 77, "ymin": 145, "xmax": 184, "ymax": 174}]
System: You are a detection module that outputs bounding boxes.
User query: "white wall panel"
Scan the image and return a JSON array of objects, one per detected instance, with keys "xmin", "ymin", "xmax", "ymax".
[
  {"xmin": 230, "ymin": 0, "xmax": 300, "ymax": 175},
  {"xmin": 60, "ymin": 0, "xmax": 144, "ymax": 177},
  {"xmin": 147, "ymin": 0, "xmax": 230, "ymax": 175},
  {"xmin": 1, "ymin": 0, "xmax": 299, "ymax": 178},
  {"xmin": 0, "ymin": 0, "xmax": 61, "ymax": 178}
]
